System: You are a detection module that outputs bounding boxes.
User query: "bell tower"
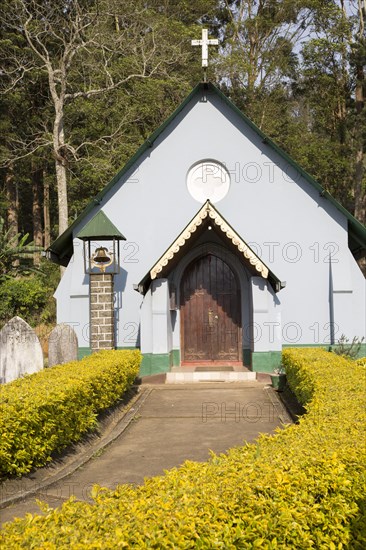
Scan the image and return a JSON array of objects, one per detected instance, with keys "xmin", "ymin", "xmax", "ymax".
[{"xmin": 77, "ymin": 211, "xmax": 125, "ymax": 353}]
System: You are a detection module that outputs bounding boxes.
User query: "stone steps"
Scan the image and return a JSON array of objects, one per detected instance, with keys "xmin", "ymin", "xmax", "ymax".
[{"xmin": 166, "ymin": 370, "xmax": 256, "ymax": 383}]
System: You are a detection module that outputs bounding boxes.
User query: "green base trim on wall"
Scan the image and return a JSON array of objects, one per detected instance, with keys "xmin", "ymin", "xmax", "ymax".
[
  {"xmin": 251, "ymin": 351, "xmax": 282, "ymax": 373},
  {"xmin": 172, "ymin": 349, "xmax": 180, "ymax": 367},
  {"xmin": 356, "ymin": 343, "xmax": 366, "ymax": 358},
  {"xmin": 327, "ymin": 342, "xmax": 366, "ymax": 359},
  {"xmin": 282, "ymin": 344, "xmax": 331, "ymax": 350},
  {"xmin": 243, "ymin": 348, "xmax": 251, "ymax": 367},
  {"xmin": 140, "ymin": 353, "xmax": 171, "ymax": 377},
  {"xmin": 77, "ymin": 343, "xmax": 365, "ymax": 376},
  {"xmin": 78, "ymin": 346, "xmax": 137, "ymax": 360},
  {"xmin": 283, "ymin": 343, "xmax": 366, "ymax": 359},
  {"xmin": 78, "ymin": 348, "xmax": 280, "ymax": 373},
  {"xmin": 140, "ymin": 350, "xmax": 181, "ymax": 376},
  {"xmin": 78, "ymin": 347, "xmax": 91, "ymax": 360}
]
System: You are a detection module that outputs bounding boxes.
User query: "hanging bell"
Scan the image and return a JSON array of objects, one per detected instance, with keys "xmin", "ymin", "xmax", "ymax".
[
  {"xmin": 92, "ymin": 247, "xmax": 111, "ymax": 264},
  {"xmin": 91, "ymin": 247, "xmax": 113, "ymax": 272}
]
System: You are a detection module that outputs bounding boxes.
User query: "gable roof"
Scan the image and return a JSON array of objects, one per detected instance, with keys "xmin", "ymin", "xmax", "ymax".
[
  {"xmin": 137, "ymin": 200, "xmax": 283, "ymax": 294},
  {"xmin": 47, "ymin": 82, "xmax": 366, "ymax": 266},
  {"xmin": 76, "ymin": 210, "xmax": 126, "ymax": 241}
]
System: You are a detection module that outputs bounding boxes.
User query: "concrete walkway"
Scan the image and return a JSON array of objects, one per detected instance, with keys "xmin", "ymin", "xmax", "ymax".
[{"xmin": 0, "ymin": 380, "xmax": 293, "ymax": 528}]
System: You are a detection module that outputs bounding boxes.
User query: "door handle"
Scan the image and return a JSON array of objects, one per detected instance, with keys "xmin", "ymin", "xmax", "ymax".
[
  {"xmin": 208, "ymin": 309, "xmax": 213, "ymax": 327},
  {"xmin": 208, "ymin": 310, "xmax": 218, "ymax": 326}
]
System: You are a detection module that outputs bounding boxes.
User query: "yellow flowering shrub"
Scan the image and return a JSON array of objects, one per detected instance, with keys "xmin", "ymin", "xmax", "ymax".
[
  {"xmin": 1, "ymin": 348, "xmax": 365, "ymax": 548},
  {"xmin": 0, "ymin": 350, "xmax": 141, "ymax": 478}
]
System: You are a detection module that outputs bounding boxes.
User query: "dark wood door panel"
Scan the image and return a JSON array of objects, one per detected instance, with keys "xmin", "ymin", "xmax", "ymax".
[{"xmin": 181, "ymin": 254, "xmax": 241, "ymax": 363}]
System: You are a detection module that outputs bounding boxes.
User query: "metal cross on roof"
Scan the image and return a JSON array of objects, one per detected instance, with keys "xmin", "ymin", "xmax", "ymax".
[{"xmin": 191, "ymin": 29, "xmax": 218, "ymax": 80}]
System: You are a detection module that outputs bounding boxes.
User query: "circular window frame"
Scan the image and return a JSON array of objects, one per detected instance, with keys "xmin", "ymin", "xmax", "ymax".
[{"xmin": 186, "ymin": 159, "xmax": 231, "ymax": 204}]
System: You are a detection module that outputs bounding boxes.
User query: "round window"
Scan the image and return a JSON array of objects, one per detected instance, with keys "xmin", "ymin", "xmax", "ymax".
[{"xmin": 187, "ymin": 160, "xmax": 230, "ymax": 203}]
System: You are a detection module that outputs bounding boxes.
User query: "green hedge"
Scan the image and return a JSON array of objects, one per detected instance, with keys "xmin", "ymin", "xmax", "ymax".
[
  {"xmin": 1, "ymin": 349, "xmax": 365, "ymax": 548},
  {"xmin": 0, "ymin": 350, "xmax": 141, "ymax": 478}
]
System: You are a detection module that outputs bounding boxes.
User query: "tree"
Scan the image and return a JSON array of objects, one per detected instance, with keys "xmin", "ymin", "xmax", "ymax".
[
  {"xmin": 0, "ymin": 216, "xmax": 40, "ymax": 279},
  {"xmin": 352, "ymin": 0, "xmax": 365, "ymax": 223},
  {"xmin": 1, "ymin": 0, "xmax": 190, "ymax": 237},
  {"xmin": 292, "ymin": 1, "xmax": 365, "ymax": 224},
  {"xmin": 214, "ymin": 1, "xmax": 365, "ymax": 228},
  {"xmin": 1, "ymin": 0, "xmax": 364, "ymax": 265},
  {"xmin": 215, "ymin": 0, "xmax": 313, "ymax": 111}
]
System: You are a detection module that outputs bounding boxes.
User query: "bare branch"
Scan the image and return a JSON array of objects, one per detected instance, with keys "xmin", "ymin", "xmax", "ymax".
[
  {"xmin": 0, "ymin": 0, "xmax": 188, "ymax": 236},
  {"xmin": 0, "ymin": 137, "xmax": 52, "ymax": 168}
]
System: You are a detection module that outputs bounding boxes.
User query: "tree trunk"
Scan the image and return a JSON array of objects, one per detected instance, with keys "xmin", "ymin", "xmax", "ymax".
[
  {"xmin": 32, "ymin": 161, "xmax": 43, "ymax": 266},
  {"xmin": 354, "ymin": 54, "xmax": 365, "ymax": 225},
  {"xmin": 53, "ymin": 108, "xmax": 68, "ymax": 277},
  {"xmin": 5, "ymin": 165, "xmax": 18, "ymax": 243},
  {"xmin": 354, "ymin": 61, "xmax": 366, "ymax": 276},
  {"xmin": 354, "ymin": 1, "xmax": 365, "ymax": 275},
  {"xmin": 53, "ymin": 109, "xmax": 69, "ymax": 236},
  {"xmin": 354, "ymin": 145, "xmax": 365, "ymax": 224},
  {"xmin": 55, "ymin": 157, "xmax": 68, "ymax": 235},
  {"xmin": 43, "ymin": 176, "xmax": 51, "ymax": 250}
]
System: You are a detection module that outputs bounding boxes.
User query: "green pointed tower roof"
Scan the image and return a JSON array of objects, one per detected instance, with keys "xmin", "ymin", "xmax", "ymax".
[{"xmin": 76, "ymin": 210, "xmax": 126, "ymax": 241}]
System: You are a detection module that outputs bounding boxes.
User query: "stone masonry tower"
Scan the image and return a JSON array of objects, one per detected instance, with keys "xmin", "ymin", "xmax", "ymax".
[
  {"xmin": 76, "ymin": 210, "xmax": 125, "ymax": 354},
  {"xmin": 90, "ymin": 273, "xmax": 115, "ymax": 352}
]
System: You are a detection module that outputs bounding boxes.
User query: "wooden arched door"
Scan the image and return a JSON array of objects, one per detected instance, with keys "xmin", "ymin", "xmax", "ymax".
[{"xmin": 180, "ymin": 254, "xmax": 242, "ymax": 364}]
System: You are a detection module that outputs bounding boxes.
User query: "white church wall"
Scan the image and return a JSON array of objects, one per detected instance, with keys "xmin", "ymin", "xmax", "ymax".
[
  {"xmin": 54, "ymin": 249, "xmax": 89, "ymax": 351},
  {"xmin": 172, "ymin": 309, "xmax": 180, "ymax": 353},
  {"xmin": 331, "ymin": 253, "xmax": 365, "ymax": 343},
  {"xmin": 151, "ymin": 279, "xmax": 173, "ymax": 355},
  {"xmin": 139, "ymin": 279, "xmax": 173, "ymax": 375},
  {"xmin": 140, "ymin": 286, "xmax": 152, "ymax": 354},
  {"xmin": 54, "ymin": 86, "xmax": 365, "ymax": 362},
  {"xmin": 251, "ymin": 277, "xmax": 269, "ymax": 353},
  {"xmin": 251, "ymin": 277, "xmax": 282, "ymax": 370},
  {"xmin": 55, "ymin": 239, "xmax": 90, "ymax": 350}
]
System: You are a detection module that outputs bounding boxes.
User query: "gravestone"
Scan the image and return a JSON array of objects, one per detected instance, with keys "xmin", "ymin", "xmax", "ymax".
[
  {"xmin": 0, "ymin": 316, "xmax": 44, "ymax": 384},
  {"xmin": 48, "ymin": 323, "xmax": 78, "ymax": 367}
]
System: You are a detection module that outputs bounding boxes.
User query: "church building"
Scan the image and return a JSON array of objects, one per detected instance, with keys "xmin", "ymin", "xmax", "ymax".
[{"xmin": 48, "ymin": 78, "xmax": 366, "ymax": 377}]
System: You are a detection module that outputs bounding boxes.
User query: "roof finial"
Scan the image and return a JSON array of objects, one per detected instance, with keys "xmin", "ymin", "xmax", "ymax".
[{"xmin": 191, "ymin": 29, "xmax": 218, "ymax": 82}]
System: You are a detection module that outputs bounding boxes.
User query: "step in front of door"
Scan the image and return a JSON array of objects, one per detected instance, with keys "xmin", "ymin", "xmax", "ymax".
[{"xmin": 166, "ymin": 370, "xmax": 256, "ymax": 383}]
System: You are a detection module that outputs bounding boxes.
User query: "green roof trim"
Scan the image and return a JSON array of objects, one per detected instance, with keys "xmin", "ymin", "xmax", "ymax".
[
  {"xmin": 76, "ymin": 210, "xmax": 126, "ymax": 240},
  {"xmin": 47, "ymin": 82, "xmax": 366, "ymax": 265}
]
